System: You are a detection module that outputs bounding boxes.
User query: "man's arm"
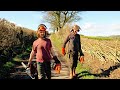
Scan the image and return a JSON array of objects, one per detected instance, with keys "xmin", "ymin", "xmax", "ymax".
[
  {"xmin": 62, "ymin": 35, "xmax": 70, "ymax": 55},
  {"xmin": 78, "ymin": 35, "xmax": 84, "ymax": 56},
  {"xmin": 50, "ymin": 47, "xmax": 60, "ymax": 64},
  {"xmin": 78, "ymin": 35, "xmax": 84, "ymax": 63},
  {"xmin": 28, "ymin": 46, "xmax": 35, "ymax": 67},
  {"xmin": 62, "ymin": 35, "xmax": 70, "ymax": 48}
]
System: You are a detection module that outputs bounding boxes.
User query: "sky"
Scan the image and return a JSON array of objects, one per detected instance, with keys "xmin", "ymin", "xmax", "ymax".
[
  {"xmin": 0, "ymin": 11, "xmax": 120, "ymax": 36},
  {"xmin": 77, "ymin": 11, "xmax": 120, "ymax": 36}
]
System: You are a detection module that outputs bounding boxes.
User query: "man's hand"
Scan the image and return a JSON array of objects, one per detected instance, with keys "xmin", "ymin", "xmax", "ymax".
[
  {"xmin": 28, "ymin": 61, "xmax": 32, "ymax": 67},
  {"xmin": 62, "ymin": 47, "xmax": 66, "ymax": 56},
  {"xmin": 54, "ymin": 64, "xmax": 61, "ymax": 74},
  {"xmin": 53, "ymin": 56, "xmax": 61, "ymax": 74},
  {"xmin": 79, "ymin": 56, "xmax": 84, "ymax": 63}
]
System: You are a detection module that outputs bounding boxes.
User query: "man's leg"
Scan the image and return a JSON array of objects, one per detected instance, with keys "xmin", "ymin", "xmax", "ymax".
[
  {"xmin": 37, "ymin": 62, "xmax": 46, "ymax": 79},
  {"xmin": 44, "ymin": 62, "xmax": 51, "ymax": 79},
  {"xmin": 68, "ymin": 53, "xmax": 74, "ymax": 79},
  {"xmin": 72, "ymin": 52, "xmax": 78, "ymax": 77}
]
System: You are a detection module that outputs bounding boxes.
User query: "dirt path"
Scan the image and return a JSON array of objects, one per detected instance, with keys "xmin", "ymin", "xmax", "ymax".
[
  {"xmin": 10, "ymin": 46, "xmax": 70, "ymax": 79},
  {"xmin": 51, "ymin": 46, "xmax": 70, "ymax": 79},
  {"xmin": 10, "ymin": 60, "xmax": 31, "ymax": 79}
]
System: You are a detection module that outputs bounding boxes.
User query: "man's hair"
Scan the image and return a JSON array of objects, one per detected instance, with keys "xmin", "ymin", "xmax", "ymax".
[
  {"xmin": 38, "ymin": 24, "xmax": 47, "ymax": 30},
  {"xmin": 36, "ymin": 24, "xmax": 47, "ymax": 38},
  {"xmin": 72, "ymin": 24, "xmax": 81, "ymax": 32}
]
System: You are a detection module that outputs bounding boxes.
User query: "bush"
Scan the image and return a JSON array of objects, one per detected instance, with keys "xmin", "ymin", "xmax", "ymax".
[
  {"xmin": 0, "ymin": 18, "xmax": 36, "ymax": 78},
  {"xmin": 0, "ymin": 62, "xmax": 15, "ymax": 79}
]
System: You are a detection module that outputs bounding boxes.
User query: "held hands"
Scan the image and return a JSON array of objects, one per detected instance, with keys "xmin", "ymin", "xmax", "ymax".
[
  {"xmin": 62, "ymin": 48, "xmax": 66, "ymax": 56},
  {"xmin": 79, "ymin": 56, "xmax": 84, "ymax": 64}
]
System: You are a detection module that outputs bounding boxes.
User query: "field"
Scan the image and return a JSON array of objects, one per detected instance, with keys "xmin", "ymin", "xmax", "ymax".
[
  {"xmin": 50, "ymin": 34, "xmax": 120, "ymax": 79},
  {"xmin": 80, "ymin": 36, "xmax": 120, "ymax": 79}
]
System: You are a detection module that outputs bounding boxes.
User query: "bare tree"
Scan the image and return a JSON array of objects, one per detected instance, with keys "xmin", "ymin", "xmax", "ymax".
[{"xmin": 43, "ymin": 11, "xmax": 81, "ymax": 32}]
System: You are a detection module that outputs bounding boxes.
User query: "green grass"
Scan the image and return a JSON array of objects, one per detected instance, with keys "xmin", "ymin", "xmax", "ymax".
[
  {"xmin": 3, "ymin": 62, "xmax": 15, "ymax": 70},
  {"xmin": 13, "ymin": 45, "xmax": 32, "ymax": 62},
  {"xmin": 13, "ymin": 57, "xmax": 21, "ymax": 62},
  {"xmin": 12, "ymin": 46, "xmax": 31, "ymax": 65},
  {"xmin": 26, "ymin": 45, "xmax": 32, "ymax": 52},
  {"xmin": 82, "ymin": 75, "xmax": 96, "ymax": 79},
  {"xmin": 76, "ymin": 63, "xmax": 96, "ymax": 79},
  {"xmin": 0, "ymin": 61, "xmax": 15, "ymax": 79},
  {"xmin": 81, "ymin": 35, "xmax": 113, "ymax": 41},
  {"xmin": 50, "ymin": 33, "xmax": 63, "ymax": 53}
]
